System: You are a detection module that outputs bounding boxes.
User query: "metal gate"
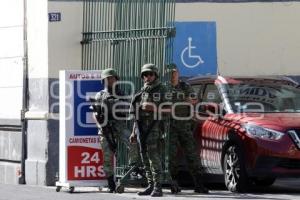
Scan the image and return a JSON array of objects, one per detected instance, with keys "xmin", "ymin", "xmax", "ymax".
[
  {"xmin": 81, "ymin": 0, "xmax": 176, "ymax": 183},
  {"xmin": 81, "ymin": 0, "xmax": 175, "ymax": 89}
]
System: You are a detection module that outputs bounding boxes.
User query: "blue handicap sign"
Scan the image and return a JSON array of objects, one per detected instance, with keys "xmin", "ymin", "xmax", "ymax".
[
  {"xmin": 173, "ymin": 22, "xmax": 218, "ymax": 77},
  {"xmin": 74, "ymin": 80, "xmax": 104, "ymax": 136}
]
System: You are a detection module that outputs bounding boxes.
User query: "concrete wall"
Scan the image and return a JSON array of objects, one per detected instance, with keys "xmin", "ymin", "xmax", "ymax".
[
  {"xmin": 25, "ymin": 0, "xmax": 54, "ymax": 186},
  {"xmin": 24, "ymin": 0, "xmax": 83, "ymax": 186},
  {"xmin": 0, "ymin": 0, "xmax": 23, "ymax": 184},
  {"xmin": 45, "ymin": 0, "xmax": 84, "ymax": 185},
  {"xmin": 0, "ymin": 0, "xmax": 24, "ymax": 119},
  {"xmin": 176, "ymin": 2, "xmax": 300, "ymax": 76},
  {"xmin": 48, "ymin": 1, "xmax": 83, "ymax": 79},
  {"xmin": 0, "ymin": 120, "xmax": 22, "ymax": 184}
]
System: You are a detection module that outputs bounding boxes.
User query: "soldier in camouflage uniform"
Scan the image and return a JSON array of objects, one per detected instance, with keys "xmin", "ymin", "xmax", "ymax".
[
  {"xmin": 130, "ymin": 64, "xmax": 168, "ymax": 197},
  {"xmin": 168, "ymin": 68, "xmax": 209, "ymax": 193},
  {"xmin": 93, "ymin": 68, "xmax": 137, "ymax": 193}
]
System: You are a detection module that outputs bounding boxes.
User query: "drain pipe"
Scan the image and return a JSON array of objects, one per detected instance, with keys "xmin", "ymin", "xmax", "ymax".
[{"xmin": 19, "ymin": 0, "xmax": 28, "ymax": 184}]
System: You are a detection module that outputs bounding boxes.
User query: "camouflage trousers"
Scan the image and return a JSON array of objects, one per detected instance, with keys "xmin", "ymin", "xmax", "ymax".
[
  {"xmin": 99, "ymin": 120, "xmax": 139, "ymax": 177},
  {"xmin": 137, "ymin": 120, "xmax": 163, "ymax": 185},
  {"xmin": 169, "ymin": 120, "xmax": 202, "ymax": 179}
]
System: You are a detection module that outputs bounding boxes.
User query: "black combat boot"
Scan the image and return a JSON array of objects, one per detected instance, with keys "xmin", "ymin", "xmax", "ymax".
[
  {"xmin": 137, "ymin": 183, "xmax": 154, "ymax": 196},
  {"xmin": 170, "ymin": 174, "xmax": 181, "ymax": 194},
  {"xmin": 151, "ymin": 183, "xmax": 163, "ymax": 197},
  {"xmin": 194, "ymin": 174, "xmax": 209, "ymax": 194},
  {"xmin": 107, "ymin": 175, "xmax": 116, "ymax": 193},
  {"xmin": 170, "ymin": 180, "xmax": 181, "ymax": 194}
]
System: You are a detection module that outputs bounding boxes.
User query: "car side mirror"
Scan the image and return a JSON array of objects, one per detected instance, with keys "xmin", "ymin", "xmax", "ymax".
[{"xmin": 205, "ymin": 103, "xmax": 220, "ymax": 117}]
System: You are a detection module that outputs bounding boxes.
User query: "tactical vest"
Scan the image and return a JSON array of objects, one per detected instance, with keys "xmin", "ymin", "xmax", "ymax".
[
  {"xmin": 172, "ymin": 81, "xmax": 193, "ymax": 117},
  {"xmin": 138, "ymin": 83, "xmax": 166, "ymax": 120},
  {"xmin": 95, "ymin": 89, "xmax": 127, "ymax": 120}
]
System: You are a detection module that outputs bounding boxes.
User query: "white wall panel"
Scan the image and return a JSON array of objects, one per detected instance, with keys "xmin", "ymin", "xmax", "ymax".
[
  {"xmin": 176, "ymin": 2, "xmax": 300, "ymax": 76},
  {"xmin": 0, "ymin": 27, "xmax": 23, "ymax": 58},
  {"xmin": 0, "ymin": 0, "xmax": 23, "ymax": 27},
  {"xmin": 27, "ymin": 0, "xmax": 48, "ymax": 79},
  {"xmin": 48, "ymin": 1, "xmax": 83, "ymax": 79},
  {"xmin": 0, "ymin": 87, "xmax": 22, "ymax": 119},
  {"xmin": 0, "ymin": 58, "xmax": 23, "ymax": 87}
]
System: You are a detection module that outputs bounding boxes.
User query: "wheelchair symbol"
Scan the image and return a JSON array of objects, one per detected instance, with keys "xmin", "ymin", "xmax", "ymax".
[{"xmin": 181, "ymin": 37, "xmax": 204, "ymax": 68}]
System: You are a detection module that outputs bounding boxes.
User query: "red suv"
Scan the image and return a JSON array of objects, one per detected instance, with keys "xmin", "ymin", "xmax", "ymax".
[{"xmin": 188, "ymin": 76, "xmax": 300, "ymax": 192}]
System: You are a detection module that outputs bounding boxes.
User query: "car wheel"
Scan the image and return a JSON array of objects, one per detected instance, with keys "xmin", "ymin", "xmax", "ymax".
[
  {"xmin": 253, "ymin": 177, "xmax": 276, "ymax": 187},
  {"xmin": 224, "ymin": 145, "xmax": 248, "ymax": 192}
]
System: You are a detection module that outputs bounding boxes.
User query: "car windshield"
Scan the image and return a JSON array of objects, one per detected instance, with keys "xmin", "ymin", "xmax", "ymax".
[{"xmin": 223, "ymin": 82, "xmax": 300, "ymax": 113}]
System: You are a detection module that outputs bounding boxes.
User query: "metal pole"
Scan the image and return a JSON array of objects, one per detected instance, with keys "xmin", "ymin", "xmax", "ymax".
[{"xmin": 20, "ymin": 0, "xmax": 28, "ymax": 184}]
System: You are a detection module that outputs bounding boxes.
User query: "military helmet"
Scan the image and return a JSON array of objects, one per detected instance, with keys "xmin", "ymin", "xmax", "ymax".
[
  {"xmin": 141, "ymin": 63, "xmax": 159, "ymax": 77},
  {"xmin": 101, "ymin": 68, "xmax": 119, "ymax": 80}
]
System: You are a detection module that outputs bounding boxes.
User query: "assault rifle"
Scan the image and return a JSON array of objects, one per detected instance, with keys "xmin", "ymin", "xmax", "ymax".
[{"xmin": 89, "ymin": 97, "xmax": 117, "ymax": 153}]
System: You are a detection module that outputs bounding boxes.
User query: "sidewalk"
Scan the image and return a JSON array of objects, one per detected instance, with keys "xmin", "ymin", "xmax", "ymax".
[
  {"xmin": 1, "ymin": 179, "xmax": 300, "ymax": 200},
  {"xmin": 0, "ymin": 184, "xmax": 218, "ymax": 200}
]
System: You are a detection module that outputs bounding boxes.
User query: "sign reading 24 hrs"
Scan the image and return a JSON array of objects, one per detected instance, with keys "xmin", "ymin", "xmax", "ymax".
[{"xmin": 57, "ymin": 70, "xmax": 107, "ymax": 188}]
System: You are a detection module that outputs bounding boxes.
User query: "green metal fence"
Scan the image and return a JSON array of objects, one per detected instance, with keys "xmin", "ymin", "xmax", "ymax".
[
  {"xmin": 81, "ymin": 0, "xmax": 175, "ymax": 90},
  {"xmin": 81, "ymin": 0, "xmax": 175, "ymax": 183}
]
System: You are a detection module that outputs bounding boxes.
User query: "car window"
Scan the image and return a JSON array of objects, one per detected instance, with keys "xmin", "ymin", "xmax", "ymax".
[
  {"xmin": 226, "ymin": 83, "xmax": 300, "ymax": 113},
  {"xmin": 203, "ymin": 84, "xmax": 221, "ymax": 103},
  {"xmin": 191, "ymin": 84, "xmax": 203, "ymax": 100}
]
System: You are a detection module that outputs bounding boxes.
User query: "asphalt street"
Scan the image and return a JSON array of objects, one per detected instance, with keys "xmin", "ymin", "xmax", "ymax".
[{"xmin": 1, "ymin": 178, "xmax": 300, "ymax": 200}]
